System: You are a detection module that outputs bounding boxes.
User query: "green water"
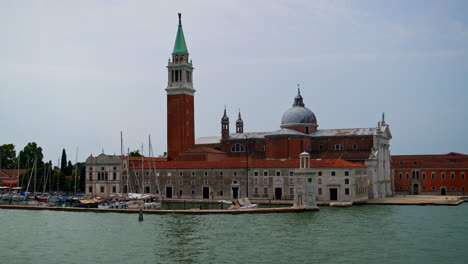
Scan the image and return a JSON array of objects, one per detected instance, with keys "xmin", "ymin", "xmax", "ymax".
[{"xmin": 1, "ymin": 204, "xmax": 467, "ymax": 264}]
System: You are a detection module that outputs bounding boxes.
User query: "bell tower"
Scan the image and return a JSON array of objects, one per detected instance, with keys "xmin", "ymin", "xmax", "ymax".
[{"xmin": 166, "ymin": 13, "xmax": 195, "ymax": 160}]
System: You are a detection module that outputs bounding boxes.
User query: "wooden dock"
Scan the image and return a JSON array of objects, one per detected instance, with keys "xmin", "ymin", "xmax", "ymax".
[{"xmin": 0, "ymin": 205, "xmax": 319, "ymax": 214}]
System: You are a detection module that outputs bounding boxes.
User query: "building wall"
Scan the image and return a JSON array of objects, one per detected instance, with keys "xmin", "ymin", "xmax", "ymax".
[
  {"xmin": 85, "ymin": 162, "xmax": 122, "ymax": 196},
  {"xmin": 393, "ymin": 168, "xmax": 467, "ymax": 195},
  {"xmin": 167, "ymin": 94, "xmax": 195, "ymax": 160}
]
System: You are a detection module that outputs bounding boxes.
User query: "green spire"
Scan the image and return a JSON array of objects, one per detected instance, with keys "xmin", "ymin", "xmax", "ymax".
[{"xmin": 173, "ymin": 13, "xmax": 188, "ymax": 54}]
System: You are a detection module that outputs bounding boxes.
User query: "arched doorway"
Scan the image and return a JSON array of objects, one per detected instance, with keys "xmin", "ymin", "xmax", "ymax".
[
  {"xmin": 441, "ymin": 187, "xmax": 446, "ymax": 195},
  {"xmin": 413, "ymin": 184, "xmax": 419, "ymax": 195}
]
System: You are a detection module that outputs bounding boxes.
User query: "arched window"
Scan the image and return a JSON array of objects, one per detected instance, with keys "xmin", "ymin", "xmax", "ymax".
[
  {"xmin": 231, "ymin": 143, "xmax": 245, "ymax": 152},
  {"xmin": 332, "ymin": 144, "xmax": 344, "ymax": 150}
]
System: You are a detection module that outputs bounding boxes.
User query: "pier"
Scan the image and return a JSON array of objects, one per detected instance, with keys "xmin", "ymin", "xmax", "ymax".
[{"xmin": 0, "ymin": 205, "xmax": 319, "ymax": 214}]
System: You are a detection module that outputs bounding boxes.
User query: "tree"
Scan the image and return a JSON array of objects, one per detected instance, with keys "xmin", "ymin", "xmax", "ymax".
[
  {"xmin": 19, "ymin": 142, "xmax": 44, "ymax": 169},
  {"xmin": 129, "ymin": 150, "xmax": 142, "ymax": 157},
  {"xmin": 65, "ymin": 160, "xmax": 73, "ymax": 175},
  {"xmin": 0, "ymin": 144, "xmax": 16, "ymax": 169},
  {"xmin": 61, "ymin": 149, "xmax": 67, "ymax": 171}
]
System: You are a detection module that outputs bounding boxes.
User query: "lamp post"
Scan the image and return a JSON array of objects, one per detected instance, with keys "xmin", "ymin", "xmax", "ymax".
[{"xmin": 245, "ymin": 135, "xmax": 249, "ymax": 198}]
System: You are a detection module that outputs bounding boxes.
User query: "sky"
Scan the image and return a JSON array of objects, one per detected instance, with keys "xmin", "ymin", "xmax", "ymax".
[{"xmin": 1, "ymin": 0, "xmax": 467, "ymax": 165}]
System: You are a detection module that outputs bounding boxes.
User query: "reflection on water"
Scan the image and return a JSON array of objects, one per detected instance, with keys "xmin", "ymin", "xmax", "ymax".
[{"xmin": 1, "ymin": 204, "xmax": 467, "ymax": 264}]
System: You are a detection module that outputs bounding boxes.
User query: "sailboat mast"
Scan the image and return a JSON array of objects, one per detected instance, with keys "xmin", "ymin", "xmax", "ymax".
[
  {"xmin": 17, "ymin": 153, "xmax": 20, "ymax": 189},
  {"xmin": 74, "ymin": 148, "xmax": 78, "ymax": 197},
  {"xmin": 57, "ymin": 157, "xmax": 60, "ymax": 193},
  {"xmin": 120, "ymin": 131, "xmax": 124, "ymax": 194},
  {"xmin": 141, "ymin": 144, "xmax": 144, "ymax": 195},
  {"xmin": 34, "ymin": 157, "xmax": 37, "ymax": 195}
]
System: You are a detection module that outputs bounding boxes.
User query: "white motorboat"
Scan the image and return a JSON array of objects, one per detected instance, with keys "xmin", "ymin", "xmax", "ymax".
[{"xmin": 228, "ymin": 198, "xmax": 258, "ymax": 209}]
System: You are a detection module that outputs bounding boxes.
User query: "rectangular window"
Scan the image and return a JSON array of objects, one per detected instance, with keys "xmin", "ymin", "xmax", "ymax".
[
  {"xmin": 399, "ymin": 173, "xmax": 402, "ymax": 179},
  {"xmin": 451, "ymin": 172, "xmax": 455, "ymax": 180},
  {"xmin": 462, "ymin": 173, "xmax": 465, "ymax": 180},
  {"xmin": 191, "ymin": 171, "xmax": 195, "ymax": 176},
  {"xmin": 89, "ymin": 186, "xmax": 92, "ymax": 193},
  {"xmin": 263, "ymin": 187, "xmax": 268, "ymax": 194},
  {"xmin": 431, "ymin": 172, "xmax": 435, "ymax": 180},
  {"xmin": 254, "ymin": 178, "xmax": 258, "ymax": 184},
  {"xmin": 168, "ymin": 172, "xmax": 171, "ymax": 176},
  {"xmin": 442, "ymin": 172, "xmax": 446, "ymax": 180},
  {"xmin": 318, "ymin": 171, "xmax": 322, "ymax": 176},
  {"xmin": 345, "ymin": 179, "xmax": 349, "ymax": 185},
  {"xmin": 345, "ymin": 188, "xmax": 349, "ymax": 195},
  {"xmin": 318, "ymin": 188, "xmax": 322, "ymax": 195},
  {"xmin": 167, "ymin": 180, "xmax": 171, "ymax": 185},
  {"xmin": 263, "ymin": 171, "xmax": 268, "ymax": 176},
  {"xmin": 318, "ymin": 179, "xmax": 322, "ymax": 184},
  {"xmin": 204, "ymin": 171, "xmax": 208, "ymax": 176},
  {"xmin": 113, "ymin": 172, "xmax": 117, "ymax": 180},
  {"xmin": 191, "ymin": 180, "xmax": 195, "ymax": 185},
  {"xmin": 276, "ymin": 171, "xmax": 281, "ymax": 176},
  {"xmin": 331, "ymin": 171, "xmax": 335, "ymax": 176},
  {"xmin": 254, "ymin": 171, "xmax": 259, "ymax": 176},
  {"xmin": 319, "ymin": 144, "xmax": 323, "ymax": 151},
  {"xmin": 219, "ymin": 190, "xmax": 223, "ymax": 196},
  {"xmin": 219, "ymin": 171, "xmax": 224, "ymax": 176},
  {"xmin": 254, "ymin": 187, "xmax": 258, "ymax": 194},
  {"xmin": 289, "ymin": 171, "xmax": 294, "ymax": 176},
  {"xmin": 263, "ymin": 178, "xmax": 268, "ymax": 185},
  {"xmin": 179, "ymin": 180, "xmax": 183, "ymax": 185},
  {"xmin": 136, "ymin": 172, "xmax": 139, "ymax": 177},
  {"xmin": 422, "ymin": 172, "xmax": 426, "ymax": 180},
  {"xmin": 290, "ymin": 188, "xmax": 294, "ymax": 195},
  {"xmin": 233, "ymin": 171, "xmax": 237, "ymax": 176},
  {"xmin": 100, "ymin": 186, "xmax": 104, "ymax": 193},
  {"xmin": 204, "ymin": 180, "xmax": 208, "ymax": 185},
  {"xmin": 220, "ymin": 180, "xmax": 223, "ymax": 185},
  {"xmin": 289, "ymin": 178, "xmax": 294, "ymax": 185},
  {"xmin": 345, "ymin": 171, "xmax": 349, "ymax": 176},
  {"xmin": 406, "ymin": 173, "xmax": 409, "ymax": 179},
  {"xmin": 112, "ymin": 186, "xmax": 116, "ymax": 193},
  {"xmin": 156, "ymin": 172, "xmax": 160, "ymax": 176},
  {"xmin": 179, "ymin": 171, "xmax": 183, "ymax": 176}
]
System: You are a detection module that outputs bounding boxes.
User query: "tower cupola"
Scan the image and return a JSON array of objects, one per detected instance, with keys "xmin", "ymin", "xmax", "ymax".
[
  {"xmin": 236, "ymin": 111, "xmax": 244, "ymax": 133},
  {"xmin": 221, "ymin": 108, "xmax": 230, "ymax": 140}
]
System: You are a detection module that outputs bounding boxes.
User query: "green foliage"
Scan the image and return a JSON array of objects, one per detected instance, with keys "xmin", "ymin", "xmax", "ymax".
[
  {"xmin": 129, "ymin": 150, "xmax": 142, "ymax": 157},
  {"xmin": 158, "ymin": 152, "xmax": 168, "ymax": 158},
  {"xmin": 0, "ymin": 144, "xmax": 16, "ymax": 169},
  {"xmin": 19, "ymin": 142, "xmax": 44, "ymax": 169},
  {"xmin": 61, "ymin": 149, "xmax": 67, "ymax": 171}
]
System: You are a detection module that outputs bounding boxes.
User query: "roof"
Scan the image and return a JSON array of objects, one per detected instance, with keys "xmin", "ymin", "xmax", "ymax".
[
  {"xmin": 227, "ymin": 132, "xmax": 268, "ymax": 140},
  {"xmin": 195, "ymin": 136, "xmax": 221, "ymax": 145},
  {"xmin": 181, "ymin": 147, "xmax": 226, "ymax": 154},
  {"xmin": 128, "ymin": 157, "xmax": 365, "ymax": 169},
  {"xmin": 391, "ymin": 152, "xmax": 468, "ymax": 169},
  {"xmin": 310, "ymin": 128, "xmax": 377, "ymax": 137},
  {"xmin": 173, "ymin": 14, "xmax": 188, "ymax": 54},
  {"xmin": 264, "ymin": 128, "xmax": 307, "ymax": 137}
]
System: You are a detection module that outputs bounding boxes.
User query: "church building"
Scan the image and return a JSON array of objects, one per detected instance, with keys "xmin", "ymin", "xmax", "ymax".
[{"xmin": 85, "ymin": 14, "xmax": 392, "ymax": 202}]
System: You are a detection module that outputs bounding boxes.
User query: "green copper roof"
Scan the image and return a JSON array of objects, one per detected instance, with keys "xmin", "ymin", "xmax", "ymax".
[{"xmin": 173, "ymin": 14, "xmax": 188, "ymax": 54}]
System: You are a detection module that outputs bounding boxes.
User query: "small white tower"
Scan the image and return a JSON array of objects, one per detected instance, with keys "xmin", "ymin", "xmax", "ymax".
[{"xmin": 294, "ymin": 152, "xmax": 317, "ymax": 208}]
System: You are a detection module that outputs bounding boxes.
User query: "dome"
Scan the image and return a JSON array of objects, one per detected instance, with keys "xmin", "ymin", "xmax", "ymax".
[{"xmin": 281, "ymin": 88, "xmax": 317, "ymax": 126}]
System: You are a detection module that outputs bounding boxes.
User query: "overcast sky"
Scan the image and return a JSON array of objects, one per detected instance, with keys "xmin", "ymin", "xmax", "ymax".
[{"xmin": 1, "ymin": 0, "xmax": 467, "ymax": 165}]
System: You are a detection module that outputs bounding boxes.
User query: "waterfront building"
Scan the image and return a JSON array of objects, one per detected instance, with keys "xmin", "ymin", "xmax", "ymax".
[
  {"xmin": 0, "ymin": 169, "xmax": 26, "ymax": 188},
  {"xmin": 85, "ymin": 13, "xmax": 390, "ymax": 202},
  {"xmin": 392, "ymin": 152, "xmax": 468, "ymax": 195}
]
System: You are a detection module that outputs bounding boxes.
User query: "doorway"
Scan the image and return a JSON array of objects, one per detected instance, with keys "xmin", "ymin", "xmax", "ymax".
[
  {"xmin": 232, "ymin": 187, "xmax": 239, "ymax": 199},
  {"xmin": 441, "ymin": 187, "xmax": 446, "ymax": 195},
  {"xmin": 413, "ymin": 184, "xmax": 419, "ymax": 195},
  {"xmin": 203, "ymin": 187, "xmax": 210, "ymax": 199},
  {"xmin": 329, "ymin": 188, "xmax": 338, "ymax": 201},
  {"xmin": 275, "ymin": 188, "xmax": 282, "ymax": 200},
  {"xmin": 166, "ymin": 186, "xmax": 172, "ymax": 198}
]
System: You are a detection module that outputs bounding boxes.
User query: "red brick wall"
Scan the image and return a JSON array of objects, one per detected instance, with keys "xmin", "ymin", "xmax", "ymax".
[
  {"xmin": 266, "ymin": 138, "xmax": 307, "ymax": 159},
  {"xmin": 167, "ymin": 94, "xmax": 195, "ymax": 160},
  {"xmin": 309, "ymin": 137, "xmax": 373, "ymax": 151},
  {"xmin": 394, "ymin": 168, "xmax": 468, "ymax": 194}
]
